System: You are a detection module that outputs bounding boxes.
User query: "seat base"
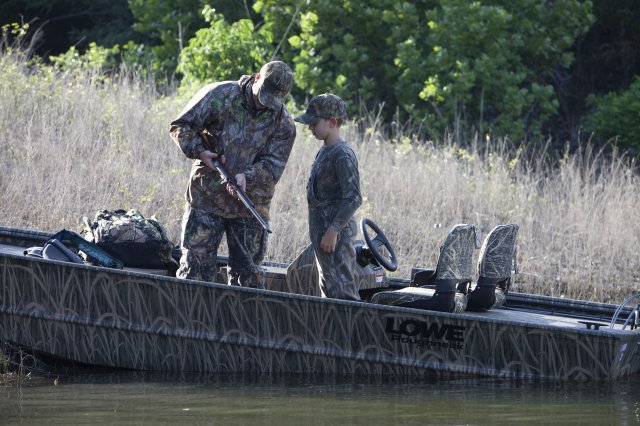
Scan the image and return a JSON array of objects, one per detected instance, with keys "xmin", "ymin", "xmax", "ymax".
[{"xmin": 466, "ymin": 278, "xmax": 509, "ymax": 311}]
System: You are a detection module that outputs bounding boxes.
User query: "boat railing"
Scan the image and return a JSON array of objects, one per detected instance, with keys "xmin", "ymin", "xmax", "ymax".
[{"xmin": 609, "ymin": 293, "xmax": 640, "ymax": 330}]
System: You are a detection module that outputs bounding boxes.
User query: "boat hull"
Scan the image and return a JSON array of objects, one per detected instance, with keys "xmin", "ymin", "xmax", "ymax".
[{"xmin": 2, "ymin": 247, "xmax": 640, "ymax": 380}]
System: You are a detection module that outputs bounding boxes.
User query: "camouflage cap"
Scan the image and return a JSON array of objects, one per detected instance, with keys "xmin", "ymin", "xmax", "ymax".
[
  {"xmin": 294, "ymin": 93, "xmax": 348, "ymax": 125},
  {"xmin": 256, "ymin": 61, "xmax": 293, "ymax": 110}
]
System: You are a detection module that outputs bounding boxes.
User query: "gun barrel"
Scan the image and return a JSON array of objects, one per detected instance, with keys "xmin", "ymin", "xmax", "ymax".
[
  {"xmin": 200, "ymin": 131, "xmax": 272, "ymax": 234},
  {"xmin": 212, "ymin": 161, "xmax": 272, "ymax": 234}
]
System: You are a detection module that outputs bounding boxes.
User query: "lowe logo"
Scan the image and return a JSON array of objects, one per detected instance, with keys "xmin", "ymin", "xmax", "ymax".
[{"xmin": 385, "ymin": 317, "xmax": 465, "ymax": 349}]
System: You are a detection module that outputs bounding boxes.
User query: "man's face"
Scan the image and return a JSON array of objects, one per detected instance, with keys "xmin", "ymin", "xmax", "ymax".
[{"xmin": 251, "ymin": 73, "xmax": 267, "ymax": 109}]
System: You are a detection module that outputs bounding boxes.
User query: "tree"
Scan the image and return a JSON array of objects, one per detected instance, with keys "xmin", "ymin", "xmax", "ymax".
[
  {"xmin": 177, "ymin": 6, "xmax": 272, "ymax": 89},
  {"xmin": 9, "ymin": 0, "xmax": 635, "ymax": 152},
  {"xmin": 556, "ymin": 0, "xmax": 640, "ymax": 146},
  {"xmin": 399, "ymin": 0, "xmax": 593, "ymax": 141},
  {"xmin": 0, "ymin": 0, "xmax": 136, "ymax": 57},
  {"xmin": 254, "ymin": 0, "xmax": 593, "ymax": 142},
  {"xmin": 128, "ymin": 0, "xmax": 259, "ymax": 77},
  {"xmin": 585, "ymin": 76, "xmax": 640, "ymax": 154},
  {"xmin": 128, "ymin": 0, "xmax": 207, "ymax": 76},
  {"xmin": 256, "ymin": 0, "xmax": 410, "ymax": 119}
]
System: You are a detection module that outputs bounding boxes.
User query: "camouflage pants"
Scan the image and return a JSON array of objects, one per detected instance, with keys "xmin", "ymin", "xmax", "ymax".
[
  {"xmin": 176, "ymin": 204, "xmax": 267, "ymax": 288},
  {"xmin": 309, "ymin": 208, "xmax": 360, "ymax": 301}
]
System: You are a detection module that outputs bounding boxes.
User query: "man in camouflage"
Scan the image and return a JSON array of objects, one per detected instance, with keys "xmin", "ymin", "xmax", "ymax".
[
  {"xmin": 294, "ymin": 94, "xmax": 362, "ymax": 300},
  {"xmin": 170, "ymin": 61, "xmax": 296, "ymax": 288}
]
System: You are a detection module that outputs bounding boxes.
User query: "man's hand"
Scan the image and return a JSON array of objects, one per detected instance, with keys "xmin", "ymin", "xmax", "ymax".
[
  {"xmin": 226, "ymin": 173, "xmax": 247, "ymax": 199},
  {"xmin": 199, "ymin": 150, "xmax": 225, "ymax": 171},
  {"xmin": 320, "ymin": 227, "xmax": 338, "ymax": 253},
  {"xmin": 234, "ymin": 173, "xmax": 246, "ymax": 192}
]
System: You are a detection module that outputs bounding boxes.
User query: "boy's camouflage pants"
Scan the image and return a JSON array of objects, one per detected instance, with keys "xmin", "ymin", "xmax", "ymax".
[
  {"xmin": 309, "ymin": 208, "xmax": 361, "ymax": 301},
  {"xmin": 176, "ymin": 204, "xmax": 267, "ymax": 288}
]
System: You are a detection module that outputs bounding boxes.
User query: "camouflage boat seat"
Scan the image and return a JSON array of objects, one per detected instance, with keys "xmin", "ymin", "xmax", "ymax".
[
  {"xmin": 370, "ymin": 224, "xmax": 477, "ymax": 313},
  {"xmin": 465, "ymin": 224, "xmax": 519, "ymax": 311}
]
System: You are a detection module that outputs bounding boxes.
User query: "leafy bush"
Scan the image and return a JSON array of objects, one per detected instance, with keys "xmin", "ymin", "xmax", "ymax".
[
  {"xmin": 128, "ymin": 0, "xmax": 207, "ymax": 75},
  {"xmin": 411, "ymin": 0, "xmax": 593, "ymax": 141},
  {"xmin": 177, "ymin": 6, "xmax": 273, "ymax": 90},
  {"xmin": 584, "ymin": 76, "xmax": 640, "ymax": 154},
  {"xmin": 49, "ymin": 43, "xmax": 119, "ymax": 73},
  {"xmin": 255, "ymin": 0, "xmax": 593, "ymax": 142},
  {"xmin": 128, "ymin": 0, "xmax": 255, "ymax": 76}
]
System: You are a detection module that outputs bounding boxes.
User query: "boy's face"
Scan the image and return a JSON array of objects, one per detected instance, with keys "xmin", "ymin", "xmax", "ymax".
[{"xmin": 308, "ymin": 117, "xmax": 336, "ymax": 141}]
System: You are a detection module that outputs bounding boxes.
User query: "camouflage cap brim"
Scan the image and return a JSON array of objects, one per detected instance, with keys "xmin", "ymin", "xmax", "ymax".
[
  {"xmin": 294, "ymin": 112, "xmax": 320, "ymax": 125},
  {"xmin": 258, "ymin": 85, "xmax": 283, "ymax": 110}
]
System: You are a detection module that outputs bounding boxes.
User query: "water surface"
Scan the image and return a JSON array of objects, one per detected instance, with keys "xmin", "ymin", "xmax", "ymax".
[{"xmin": 2, "ymin": 372, "xmax": 639, "ymax": 425}]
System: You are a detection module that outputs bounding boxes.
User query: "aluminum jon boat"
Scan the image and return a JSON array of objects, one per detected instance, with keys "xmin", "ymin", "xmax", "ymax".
[{"xmin": 0, "ymin": 222, "xmax": 639, "ymax": 381}]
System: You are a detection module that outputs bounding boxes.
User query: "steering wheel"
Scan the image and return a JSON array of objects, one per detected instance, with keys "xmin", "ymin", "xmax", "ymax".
[{"xmin": 356, "ymin": 217, "xmax": 398, "ymax": 271}]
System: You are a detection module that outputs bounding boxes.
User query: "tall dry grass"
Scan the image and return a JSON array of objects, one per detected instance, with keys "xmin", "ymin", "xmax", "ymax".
[
  {"xmin": 1, "ymin": 341, "xmax": 32, "ymax": 384},
  {"xmin": 1, "ymin": 49, "xmax": 638, "ymax": 303}
]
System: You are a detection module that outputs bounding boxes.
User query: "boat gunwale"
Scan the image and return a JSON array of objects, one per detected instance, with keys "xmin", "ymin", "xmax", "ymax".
[{"xmin": 1, "ymin": 247, "xmax": 638, "ymax": 340}]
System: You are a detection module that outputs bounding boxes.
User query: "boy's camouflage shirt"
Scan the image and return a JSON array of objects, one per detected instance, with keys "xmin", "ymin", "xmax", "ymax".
[
  {"xmin": 307, "ymin": 141, "xmax": 362, "ymax": 231},
  {"xmin": 169, "ymin": 75, "xmax": 296, "ymax": 218}
]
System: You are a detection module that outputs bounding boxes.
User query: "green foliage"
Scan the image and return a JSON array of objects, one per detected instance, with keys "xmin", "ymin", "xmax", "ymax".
[
  {"xmin": 7, "ymin": 0, "xmax": 638, "ymax": 152},
  {"xmin": 1, "ymin": 22, "xmax": 30, "ymax": 40},
  {"xmin": 128, "ymin": 0, "xmax": 256, "ymax": 77},
  {"xmin": 256, "ymin": 0, "xmax": 407, "ymax": 117},
  {"xmin": 49, "ymin": 43, "xmax": 119, "ymax": 72},
  {"xmin": 397, "ymin": 0, "xmax": 594, "ymax": 140},
  {"xmin": 0, "ymin": 0, "xmax": 136, "ymax": 56},
  {"xmin": 48, "ymin": 41, "xmax": 156, "ymax": 80},
  {"xmin": 1, "ymin": 22, "xmax": 31, "ymax": 56},
  {"xmin": 253, "ymin": 0, "xmax": 593, "ymax": 142},
  {"xmin": 177, "ymin": 6, "xmax": 273, "ymax": 89},
  {"xmin": 585, "ymin": 76, "xmax": 640, "ymax": 154},
  {"xmin": 128, "ymin": 0, "xmax": 208, "ymax": 76}
]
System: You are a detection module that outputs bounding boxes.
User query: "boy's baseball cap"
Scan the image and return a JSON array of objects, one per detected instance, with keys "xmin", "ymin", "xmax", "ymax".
[
  {"xmin": 294, "ymin": 93, "xmax": 348, "ymax": 124},
  {"xmin": 256, "ymin": 61, "xmax": 293, "ymax": 110}
]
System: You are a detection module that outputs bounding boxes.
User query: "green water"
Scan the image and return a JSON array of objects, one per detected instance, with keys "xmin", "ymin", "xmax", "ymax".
[{"xmin": 1, "ymin": 372, "xmax": 639, "ymax": 425}]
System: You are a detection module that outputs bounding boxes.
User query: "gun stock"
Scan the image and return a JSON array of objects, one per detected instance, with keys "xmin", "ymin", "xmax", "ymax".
[{"xmin": 199, "ymin": 131, "xmax": 272, "ymax": 234}]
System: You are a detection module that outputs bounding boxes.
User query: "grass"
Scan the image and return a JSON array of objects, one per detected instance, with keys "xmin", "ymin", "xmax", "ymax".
[
  {"xmin": 0, "ymin": 47, "xmax": 638, "ymax": 303},
  {"xmin": 1, "ymin": 341, "xmax": 32, "ymax": 384},
  {"xmin": 1, "ymin": 345, "xmax": 7, "ymax": 375}
]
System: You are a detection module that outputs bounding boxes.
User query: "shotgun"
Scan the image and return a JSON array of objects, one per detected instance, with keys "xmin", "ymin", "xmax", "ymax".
[{"xmin": 199, "ymin": 131, "xmax": 272, "ymax": 234}]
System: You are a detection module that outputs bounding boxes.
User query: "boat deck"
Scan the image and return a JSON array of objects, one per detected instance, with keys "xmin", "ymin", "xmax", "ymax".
[
  {"xmin": 0, "ymin": 242, "xmax": 631, "ymax": 333},
  {"xmin": 1, "ymin": 243, "xmax": 34, "ymax": 257}
]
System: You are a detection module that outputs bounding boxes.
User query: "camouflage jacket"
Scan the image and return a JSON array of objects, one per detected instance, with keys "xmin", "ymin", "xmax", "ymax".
[
  {"xmin": 169, "ymin": 75, "xmax": 296, "ymax": 218},
  {"xmin": 307, "ymin": 141, "xmax": 362, "ymax": 231}
]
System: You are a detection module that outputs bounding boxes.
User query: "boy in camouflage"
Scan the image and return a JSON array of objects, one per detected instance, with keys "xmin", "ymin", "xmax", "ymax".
[
  {"xmin": 294, "ymin": 94, "xmax": 362, "ymax": 300},
  {"xmin": 170, "ymin": 61, "xmax": 296, "ymax": 288}
]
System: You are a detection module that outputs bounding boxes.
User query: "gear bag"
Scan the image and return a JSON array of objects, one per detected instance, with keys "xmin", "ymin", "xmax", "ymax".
[{"xmin": 82, "ymin": 209, "xmax": 178, "ymax": 271}]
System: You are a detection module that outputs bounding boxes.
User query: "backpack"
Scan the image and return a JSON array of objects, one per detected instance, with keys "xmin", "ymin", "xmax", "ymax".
[{"xmin": 82, "ymin": 209, "xmax": 178, "ymax": 272}]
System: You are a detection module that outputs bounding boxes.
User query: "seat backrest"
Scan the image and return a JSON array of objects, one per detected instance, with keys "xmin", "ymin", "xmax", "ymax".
[
  {"xmin": 435, "ymin": 224, "xmax": 477, "ymax": 282},
  {"xmin": 42, "ymin": 239, "xmax": 84, "ymax": 264},
  {"xmin": 477, "ymin": 224, "xmax": 519, "ymax": 281}
]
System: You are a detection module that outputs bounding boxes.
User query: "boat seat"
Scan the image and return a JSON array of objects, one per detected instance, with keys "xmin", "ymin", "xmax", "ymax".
[
  {"xmin": 466, "ymin": 224, "xmax": 519, "ymax": 311},
  {"xmin": 370, "ymin": 224, "xmax": 477, "ymax": 313},
  {"xmin": 41, "ymin": 238, "xmax": 84, "ymax": 264}
]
